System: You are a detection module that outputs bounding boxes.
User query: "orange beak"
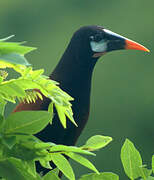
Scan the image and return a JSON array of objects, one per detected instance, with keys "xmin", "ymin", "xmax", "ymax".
[{"xmin": 125, "ymin": 39, "xmax": 150, "ymax": 52}]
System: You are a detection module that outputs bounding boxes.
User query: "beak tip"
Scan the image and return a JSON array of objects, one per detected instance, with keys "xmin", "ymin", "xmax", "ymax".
[
  {"xmin": 125, "ymin": 39, "xmax": 150, "ymax": 53},
  {"xmin": 146, "ymin": 49, "xmax": 150, "ymax": 53},
  {"xmin": 141, "ymin": 47, "xmax": 150, "ymax": 53}
]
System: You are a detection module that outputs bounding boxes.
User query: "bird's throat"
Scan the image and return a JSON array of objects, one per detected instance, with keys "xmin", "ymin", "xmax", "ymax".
[
  {"xmin": 50, "ymin": 52, "xmax": 95, "ymax": 105},
  {"xmin": 50, "ymin": 51, "xmax": 96, "ymax": 131}
]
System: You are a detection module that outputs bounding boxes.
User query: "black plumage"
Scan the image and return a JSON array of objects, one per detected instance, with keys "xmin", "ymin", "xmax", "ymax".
[{"xmin": 14, "ymin": 25, "xmax": 149, "ymax": 174}]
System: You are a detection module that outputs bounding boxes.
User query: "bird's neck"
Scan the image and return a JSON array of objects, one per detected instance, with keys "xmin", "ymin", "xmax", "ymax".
[
  {"xmin": 50, "ymin": 48, "xmax": 97, "ymax": 102},
  {"xmin": 49, "ymin": 45, "xmax": 98, "ymax": 142}
]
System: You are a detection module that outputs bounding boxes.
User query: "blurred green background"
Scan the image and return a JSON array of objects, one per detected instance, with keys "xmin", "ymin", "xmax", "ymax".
[{"xmin": 1, "ymin": 0, "xmax": 154, "ymax": 179}]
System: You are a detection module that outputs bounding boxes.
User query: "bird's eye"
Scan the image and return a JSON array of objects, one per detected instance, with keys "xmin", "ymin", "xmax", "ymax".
[
  {"xmin": 90, "ymin": 36, "xmax": 94, "ymax": 41},
  {"xmin": 90, "ymin": 33, "xmax": 103, "ymax": 42},
  {"xmin": 94, "ymin": 33, "xmax": 103, "ymax": 42}
]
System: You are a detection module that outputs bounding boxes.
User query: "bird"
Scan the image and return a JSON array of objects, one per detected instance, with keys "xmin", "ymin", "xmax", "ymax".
[{"xmin": 13, "ymin": 25, "xmax": 149, "ymax": 174}]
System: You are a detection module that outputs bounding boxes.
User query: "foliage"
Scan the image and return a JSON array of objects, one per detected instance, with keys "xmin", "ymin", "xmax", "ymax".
[
  {"xmin": 79, "ymin": 172, "xmax": 119, "ymax": 180},
  {"xmin": 0, "ymin": 36, "xmax": 114, "ymax": 180},
  {"xmin": 121, "ymin": 139, "xmax": 154, "ymax": 180},
  {"xmin": 0, "ymin": 36, "xmax": 153, "ymax": 180}
]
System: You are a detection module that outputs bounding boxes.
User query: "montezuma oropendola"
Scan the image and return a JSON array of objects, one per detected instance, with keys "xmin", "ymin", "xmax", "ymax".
[{"xmin": 13, "ymin": 26, "xmax": 149, "ymax": 174}]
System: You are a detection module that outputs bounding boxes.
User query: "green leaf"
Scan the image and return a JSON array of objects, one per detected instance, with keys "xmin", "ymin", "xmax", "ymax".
[
  {"xmin": 48, "ymin": 102, "xmax": 54, "ymax": 124},
  {"xmin": 3, "ymin": 111, "xmax": 51, "ymax": 134},
  {"xmin": 43, "ymin": 169, "xmax": 60, "ymax": 180},
  {"xmin": 121, "ymin": 139, "xmax": 142, "ymax": 179},
  {"xmin": 0, "ymin": 157, "xmax": 40, "ymax": 180},
  {"xmin": 79, "ymin": 172, "xmax": 119, "ymax": 180},
  {"xmin": 0, "ymin": 53, "xmax": 30, "ymax": 66},
  {"xmin": 65, "ymin": 108, "xmax": 77, "ymax": 127},
  {"xmin": 49, "ymin": 145, "xmax": 95, "ymax": 156},
  {"xmin": 2, "ymin": 135, "xmax": 16, "ymax": 149},
  {"xmin": 9, "ymin": 142, "xmax": 42, "ymax": 161},
  {"xmin": 82, "ymin": 135, "xmax": 112, "ymax": 151},
  {"xmin": 140, "ymin": 177, "xmax": 154, "ymax": 180},
  {"xmin": 65, "ymin": 152, "xmax": 99, "ymax": 173},
  {"xmin": 39, "ymin": 159, "xmax": 52, "ymax": 169},
  {"xmin": 24, "ymin": 160, "xmax": 36, "ymax": 177},
  {"xmin": 0, "ymin": 41, "xmax": 36, "ymax": 55},
  {"xmin": 0, "ymin": 76, "xmax": 3, "ymax": 83},
  {"xmin": 0, "ymin": 114, "xmax": 5, "ymax": 131},
  {"xmin": 51, "ymin": 153, "xmax": 75, "ymax": 180},
  {"xmin": 0, "ymin": 101, "xmax": 6, "ymax": 116},
  {"xmin": 0, "ymin": 81, "xmax": 26, "ymax": 97},
  {"xmin": 55, "ymin": 104, "xmax": 67, "ymax": 128},
  {"xmin": 34, "ymin": 142, "xmax": 56, "ymax": 149},
  {"xmin": 13, "ymin": 79, "xmax": 41, "ymax": 90},
  {"xmin": 139, "ymin": 167, "xmax": 152, "ymax": 179},
  {"xmin": 0, "ymin": 81, "xmax": 26, "ymax": 101},
  {"xmin": 10, "ymin": 82, "xmax": 26, "ymax": 96},
  {"xmin": 50, "ymin": 168, "xmax": 59, "ymax": 176},
  {"xmin": 152, "ymin": 155, "xmax": 154, "ymax": 173},
  {"xmin": 30, "ymin": 69, "xmax": 44, "ymax": 79},
  {"xmin": 51, "ymin": 96, "xmax": 64, "ymax": 106}
]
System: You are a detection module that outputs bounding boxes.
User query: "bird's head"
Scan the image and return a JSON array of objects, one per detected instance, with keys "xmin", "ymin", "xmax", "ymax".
[{"xmin": 70, "ymin": 25, "xmax": 149, "ymax": 62}]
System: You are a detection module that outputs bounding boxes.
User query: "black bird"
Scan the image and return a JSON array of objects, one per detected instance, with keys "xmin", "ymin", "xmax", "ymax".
[{"xmin": 14, "ymin": 26, "xmax": 149, "ymax": 173}]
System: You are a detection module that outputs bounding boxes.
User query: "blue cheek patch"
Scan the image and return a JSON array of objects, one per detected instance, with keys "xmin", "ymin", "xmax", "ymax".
[{"xmin": 90, "ymin": 40, "xmax": 107, "ymax": 53}]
